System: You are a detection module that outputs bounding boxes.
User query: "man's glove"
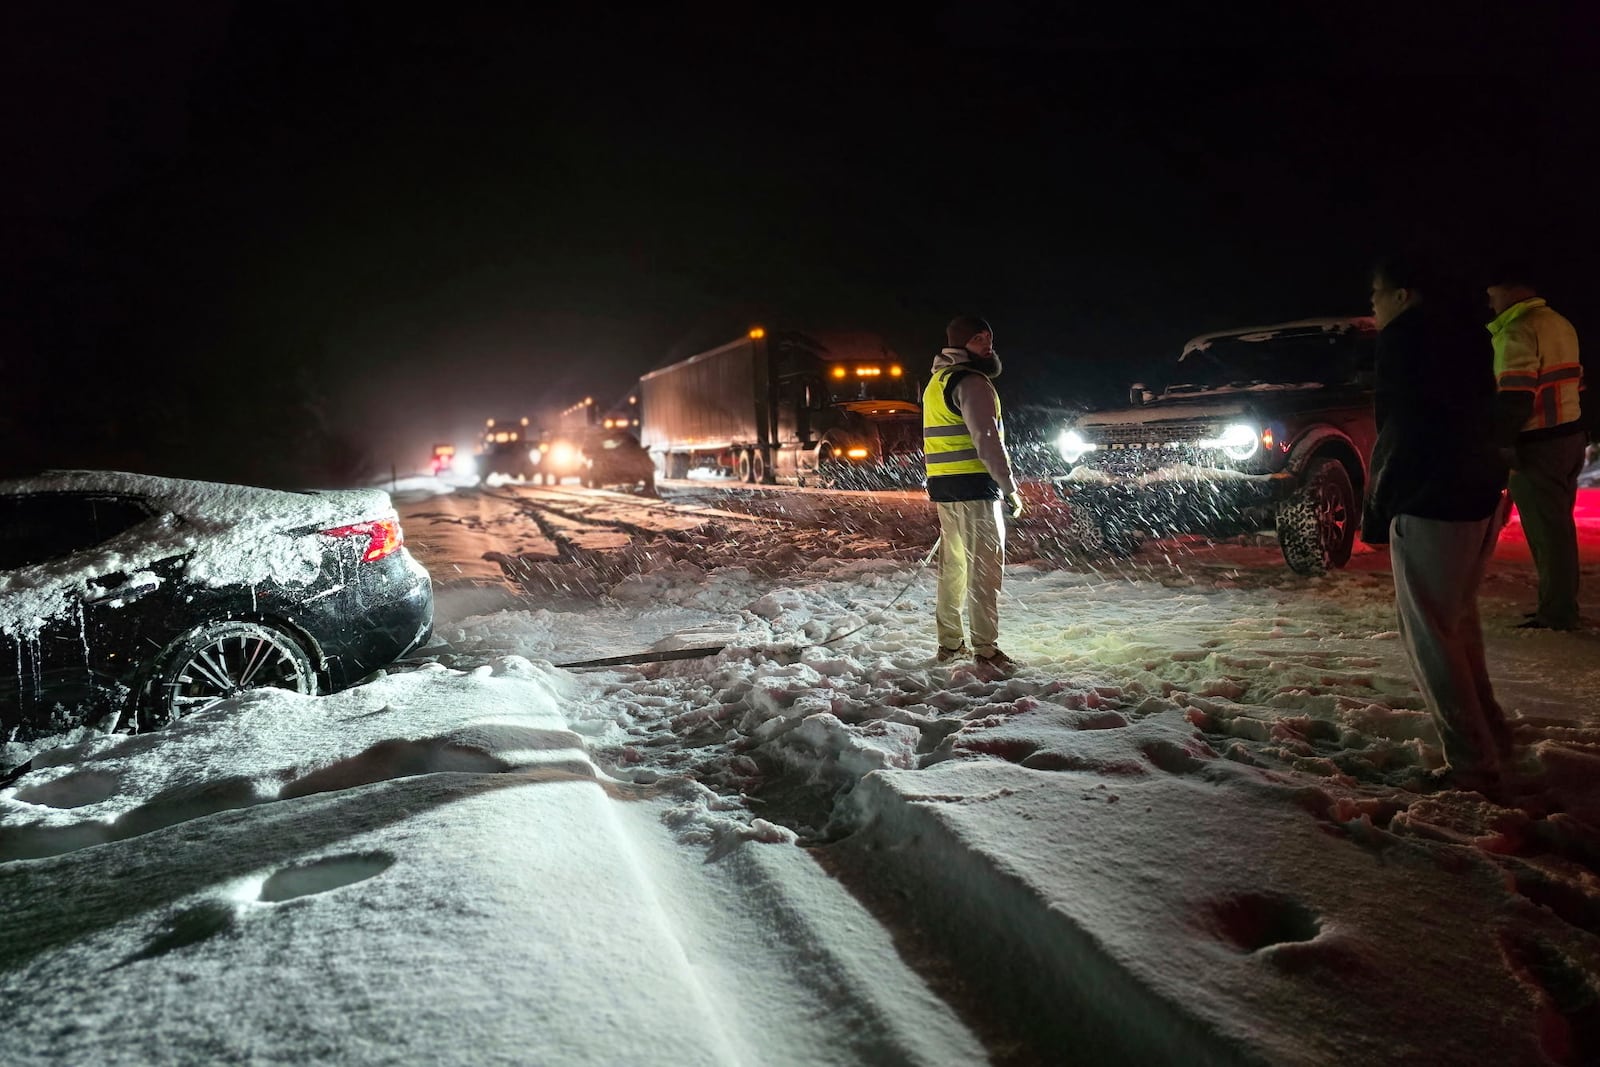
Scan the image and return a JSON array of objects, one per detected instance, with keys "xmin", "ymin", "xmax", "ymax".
[{"xmin": 1005, "ymin": 491, "xmax": 1024, "ymax": 519}]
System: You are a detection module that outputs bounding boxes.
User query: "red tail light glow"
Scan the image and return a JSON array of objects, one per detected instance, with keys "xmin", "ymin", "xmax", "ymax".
[{"xmin": 320, "ymin": 517, "xmax": 403, "ymax": 562}]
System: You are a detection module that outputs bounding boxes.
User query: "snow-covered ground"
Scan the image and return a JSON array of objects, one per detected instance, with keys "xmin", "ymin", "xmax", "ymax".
[{"xmin": 6, "ymin": 473, "xmax": 1600, "ymax": 1065}]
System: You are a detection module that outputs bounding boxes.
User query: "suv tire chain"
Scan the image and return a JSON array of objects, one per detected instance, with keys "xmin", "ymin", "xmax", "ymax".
[{"xmin": 1275, "ymin": 457, "xmax": 1357, "ymax": 575}]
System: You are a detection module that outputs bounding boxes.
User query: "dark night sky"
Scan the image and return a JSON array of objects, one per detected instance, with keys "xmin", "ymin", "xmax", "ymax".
[{"xmin": 5, "ymin": 3, "xmax": 1598, "ymax": 485}]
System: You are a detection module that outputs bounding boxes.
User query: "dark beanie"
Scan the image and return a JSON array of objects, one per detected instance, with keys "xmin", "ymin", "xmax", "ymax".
[{"xmin": 946, "ymin": 315, "xmax": 993, "ymax": 348}]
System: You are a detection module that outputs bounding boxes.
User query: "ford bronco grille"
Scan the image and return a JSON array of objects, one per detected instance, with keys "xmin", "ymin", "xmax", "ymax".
[{"xmin": 1086, "ymin": 422, "xmax": 1213, "ymax": 447}]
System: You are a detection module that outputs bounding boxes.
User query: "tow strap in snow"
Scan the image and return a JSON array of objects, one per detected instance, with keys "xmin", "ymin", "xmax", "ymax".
[
  {"xmin": 554, "ymin": 646, "xmax": 730, "ymax": 669},
  {"xmin": 554, "ymin": 537, "xmax": 941, "ymax": 669}
]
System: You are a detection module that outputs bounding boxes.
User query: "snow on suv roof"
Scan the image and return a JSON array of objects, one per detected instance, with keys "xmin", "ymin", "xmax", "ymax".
[{"xmin": 1180, "ymin": 317, "xmax": 1377, "ymax": 359}]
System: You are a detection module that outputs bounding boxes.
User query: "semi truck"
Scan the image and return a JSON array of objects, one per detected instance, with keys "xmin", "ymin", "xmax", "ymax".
[{"xmin": 638, "ymin": 328, "xmax": 923, "ymax": 488}]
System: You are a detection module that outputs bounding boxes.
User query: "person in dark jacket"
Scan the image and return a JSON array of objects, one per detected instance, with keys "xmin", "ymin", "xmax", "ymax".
[{"xmin": 1362, "ymin": 256, "xmax": 1512, "ymax": 794}]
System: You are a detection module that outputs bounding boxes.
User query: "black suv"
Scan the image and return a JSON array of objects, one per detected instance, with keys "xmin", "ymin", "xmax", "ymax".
[{"xmin": 1051, "ymin": 317, "xmax": 1378, "ymax": 574}]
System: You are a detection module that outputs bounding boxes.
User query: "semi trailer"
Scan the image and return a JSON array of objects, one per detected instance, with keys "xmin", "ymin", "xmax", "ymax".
[{"xmin": 638, "ymin": 328, "xmax": 923, "ymax": 488}]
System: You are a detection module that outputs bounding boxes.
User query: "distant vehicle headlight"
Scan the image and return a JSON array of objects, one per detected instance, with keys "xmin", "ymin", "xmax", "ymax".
[
  {"xmin": 1056, "ymin": 429, "xmax": 1096, "ymax": 463},
  {"xmin": 1198, "ymin": 422, "xmax": 1261, "ymax": 460},
  {"xmin": 549, "ymin": 442, "xmax": 576, "ymax": 467},
  {"xmin": 529, "ymin": 448, "xmax": 542, "ymax": 465}
]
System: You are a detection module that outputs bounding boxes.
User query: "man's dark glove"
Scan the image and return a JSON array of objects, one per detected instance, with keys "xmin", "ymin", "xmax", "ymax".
[{"xmin": 1005, "ymin": 491, "xmax": 1024, "ymax": 519}]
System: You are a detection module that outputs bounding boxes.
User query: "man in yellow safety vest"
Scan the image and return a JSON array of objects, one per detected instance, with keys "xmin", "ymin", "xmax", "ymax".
[
  {"xmin": 1488, "ymin": 267, "xmax": 1586, "ymax": 630},
  {"xmin": 922, "ymin": 315, "xmax": 1023, "ymax": 672}
]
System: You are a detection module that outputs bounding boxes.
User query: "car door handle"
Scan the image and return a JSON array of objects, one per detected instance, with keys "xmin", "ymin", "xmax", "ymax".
[{"xmin": 82, "ymin": 579, "xmax": 160, "ymax": 606}]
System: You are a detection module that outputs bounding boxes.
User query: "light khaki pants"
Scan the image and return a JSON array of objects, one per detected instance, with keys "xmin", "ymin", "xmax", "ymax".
[
  {"xmin": 1389, "ymin": 503, "xmax": 1511, "ymax": 775},
  {"xmin": 935, "ymin": 498, "xmax": 1006, "ymax": 656}
]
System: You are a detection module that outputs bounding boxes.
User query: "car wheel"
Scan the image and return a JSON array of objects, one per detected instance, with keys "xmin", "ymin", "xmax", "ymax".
[
  {"xmin": 145, "ymin": 620, "xmax": 318, "ymax": 727},
  {"xmin": 1276, "ymin": 457, "xmax": 1356, "ymax": 574}
]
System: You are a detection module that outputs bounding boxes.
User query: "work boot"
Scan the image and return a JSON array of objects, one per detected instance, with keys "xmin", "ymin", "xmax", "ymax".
[
  {"xmin": 975, "ymin": 648, "xmax": 1018, "ymax": 674},
  {"xmin": 935, "ymin": 644, "xmax": 969, "ymax": 664}
]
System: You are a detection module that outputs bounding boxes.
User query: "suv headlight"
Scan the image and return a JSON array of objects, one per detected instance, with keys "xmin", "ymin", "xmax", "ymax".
[
  {"xmin": 1197, "ymin": 422, "xmax": 1261, "ymax": 460},
  {"xmin": 1056, "ymin": 429, "xmax": 1096, "ymax": 463}
]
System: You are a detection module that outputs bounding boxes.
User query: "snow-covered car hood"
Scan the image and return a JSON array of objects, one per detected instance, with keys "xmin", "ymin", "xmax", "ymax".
[{"xmin": 0, "ymin": 471, "xmax": 398, "ymax": 639}]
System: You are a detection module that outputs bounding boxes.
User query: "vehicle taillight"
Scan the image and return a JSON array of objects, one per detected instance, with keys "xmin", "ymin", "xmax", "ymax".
[{"xmin": 320, "ymin": 517, "xmax": 403, "ymax": 563}]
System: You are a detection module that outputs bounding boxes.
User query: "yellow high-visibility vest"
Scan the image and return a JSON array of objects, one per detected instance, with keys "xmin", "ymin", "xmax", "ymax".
[
  {"xmin": 923, "ymin": 367, "xmax": 1002, "ymax": 479},
  {"xmin": 1490, "ymin": 297, "xmax": 1583, "ymax": 431}
]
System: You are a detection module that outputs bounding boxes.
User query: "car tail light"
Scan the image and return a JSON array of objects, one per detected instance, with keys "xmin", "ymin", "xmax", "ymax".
[{"xmin": 320, "ymin": 516, "xmax": 403, "ymax": 562}]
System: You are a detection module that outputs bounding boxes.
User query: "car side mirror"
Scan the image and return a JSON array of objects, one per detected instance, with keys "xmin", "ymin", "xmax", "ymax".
[{"xmin": 1129, "ymin": 382, "xmax": 1154, "ymax": 405}]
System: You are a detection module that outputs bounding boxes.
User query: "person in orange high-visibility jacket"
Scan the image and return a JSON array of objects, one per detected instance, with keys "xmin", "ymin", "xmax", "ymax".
[
  {"xmin": 1488, "ymin": 268, "xmax": 1585, "ymax": 630},
  {"xmin": 923, "ymin": 315, "xmax": 1022, "ymax": 673}
]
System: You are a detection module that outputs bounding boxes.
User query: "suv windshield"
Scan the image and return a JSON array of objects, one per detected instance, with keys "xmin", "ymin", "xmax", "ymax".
[{"xmin": 1169, "ymin": 332, "xmax": 1372, "ymax": 392}]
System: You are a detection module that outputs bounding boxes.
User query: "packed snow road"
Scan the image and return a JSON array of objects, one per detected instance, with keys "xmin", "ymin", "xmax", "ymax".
[{"xmin": 6, "ymin": 475, "xmax": 1600, "ymax": 1065}]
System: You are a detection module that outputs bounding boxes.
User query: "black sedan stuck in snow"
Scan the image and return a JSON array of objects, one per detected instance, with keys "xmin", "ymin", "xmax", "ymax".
[{"xmin": 0, "ymin": 471, "xmax": 434, "ymax": 758}]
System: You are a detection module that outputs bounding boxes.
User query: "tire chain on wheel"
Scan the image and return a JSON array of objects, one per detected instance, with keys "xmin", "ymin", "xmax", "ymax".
[{"xmin": 1276, "ymin": 457, "xmax": 1356, "ymax": 575}]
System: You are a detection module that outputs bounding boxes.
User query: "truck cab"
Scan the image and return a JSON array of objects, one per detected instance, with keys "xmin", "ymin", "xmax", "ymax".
[
  {"xmin": 475, "ymin": 417, "xmax": 538, "ymax": 481},
  {"xmin": 788, "ymin": 342, "xmax": 922, "ymax": 488}
]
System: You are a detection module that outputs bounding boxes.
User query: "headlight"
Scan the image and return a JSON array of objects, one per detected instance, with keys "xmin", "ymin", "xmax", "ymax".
[
  {"xmin": 1056, "ymin": 429, "xmax": 1096, "ymax": 463},
  {"xmin": 845, "ymin": 447, "xmax": 870, "ymax": 460},
  {"xmin": 549, "ymin": 442, "xmax": 576, "ymax": 467},
  {"xmin": 1198, "ymin": 422, "xmax": 1261, "ymax": 460}
]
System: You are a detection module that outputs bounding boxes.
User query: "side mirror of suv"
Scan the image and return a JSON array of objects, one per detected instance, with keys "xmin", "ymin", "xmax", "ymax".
[{"xmin": 1129, "ymin": 383, "xmax": 1154, "ymax": 406}]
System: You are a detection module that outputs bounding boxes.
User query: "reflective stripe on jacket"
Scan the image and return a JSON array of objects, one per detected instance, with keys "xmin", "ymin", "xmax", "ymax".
[
  {"xmin": 1490, "ymin": 297, "xmax": 1583, "ymax": 432},
  {"xmin": 923, "ymin": 366, "xmax": 1002, "ymax": 478}
]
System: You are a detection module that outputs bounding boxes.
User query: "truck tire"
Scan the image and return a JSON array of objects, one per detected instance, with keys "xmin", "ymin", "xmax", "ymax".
[
  {"xmin": 1276, "ymin": 457, "xmax": 1356, "ymax": 575},
  {"xmin": 737, "ymin": 450, "xmax": 754, "ymax": 483},
  {"xmin": 815, "ymin": 446, "xmax": 844, "ymax": 490},
  {"xmin": 750, "ymin": 449, "xmax": 767, "ymax": 484}
]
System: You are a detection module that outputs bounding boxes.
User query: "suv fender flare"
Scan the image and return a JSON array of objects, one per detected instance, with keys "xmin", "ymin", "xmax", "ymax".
[{"xmin": 1284, "ymin": 429, "xmax": 1367, "ymax": 500}]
